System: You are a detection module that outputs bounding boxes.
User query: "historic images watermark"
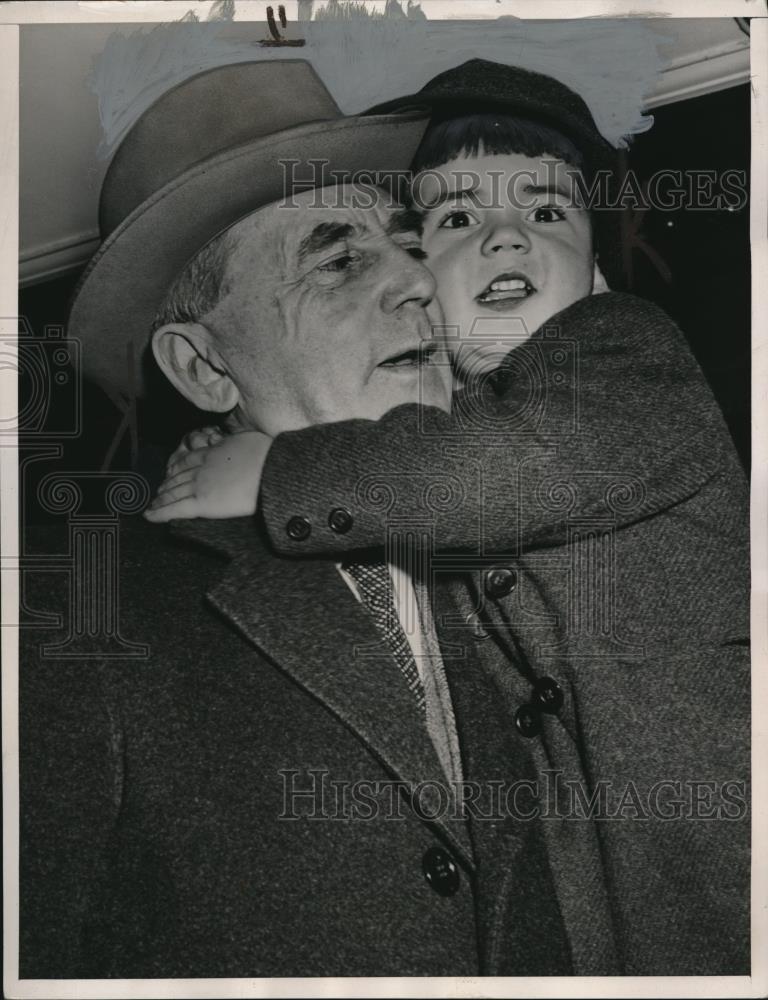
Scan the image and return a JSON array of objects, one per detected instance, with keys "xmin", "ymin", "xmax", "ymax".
[
  {"xmin": 279, "ymin": 158, "xmax": 748, "ymax": 213},
  {"xmin": 279, "ymin": 768, "xmax": 748, "ymax": 823}
]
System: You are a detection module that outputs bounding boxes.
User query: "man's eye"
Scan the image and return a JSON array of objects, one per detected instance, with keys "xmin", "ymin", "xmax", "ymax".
[
  {"xmin": 438, "ymin": 210, "xmax": 479, "ymax": 230},
  {"xmin": 528, "ymin": 205, "xmax": 567, "ymax": 223},
  {"xmin": 404, "ymin": 246, "xmax": 428, "ymax": 260},
  {"xmin": 318, "ymin": 252, "xmax": 360, "ymax": 273}
]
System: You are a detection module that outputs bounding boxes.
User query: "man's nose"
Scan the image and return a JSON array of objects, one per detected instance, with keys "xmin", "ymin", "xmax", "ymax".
[
  {"xmin": 481, "ymin": 219, "xmax": 531, "ymax": 256},
  {"xmin": 380, "ymin": 247, "xmax": 436, "ymax": 315}
]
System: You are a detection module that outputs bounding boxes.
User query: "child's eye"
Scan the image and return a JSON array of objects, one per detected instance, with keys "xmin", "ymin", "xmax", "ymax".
[
  {"xmin": 438, "ymin": 210, "xmax": 480, "ymax": 230},
  {"xmin": 528, "ymin": 205, "xmax": 567, "ymax": 224}
]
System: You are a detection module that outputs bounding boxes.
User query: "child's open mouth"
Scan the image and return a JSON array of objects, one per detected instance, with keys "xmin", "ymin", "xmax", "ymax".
[{"xmin": 476, "ymin": 271, "xmax": 536, "ymax": 308}]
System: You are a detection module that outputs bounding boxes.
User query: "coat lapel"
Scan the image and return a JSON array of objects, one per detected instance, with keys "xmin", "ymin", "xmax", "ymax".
[{"xmin": 170, "ymin": 519, "xmax": 474, "ymax": 869}]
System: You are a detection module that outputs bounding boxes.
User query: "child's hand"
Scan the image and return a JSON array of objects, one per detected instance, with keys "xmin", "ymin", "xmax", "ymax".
[{"xmin": 144, "ymin": 427, "xmax": 272, "ymax": 522}]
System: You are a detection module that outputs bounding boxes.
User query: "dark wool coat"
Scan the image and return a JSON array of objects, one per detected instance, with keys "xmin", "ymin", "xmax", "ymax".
[
  {"xmin": 260, "ymin": 292, "xmax": 751, "ymax": 976},
  {"xmin": 20, "ymin": 516, "xmax": 570, "ymax": 979}
]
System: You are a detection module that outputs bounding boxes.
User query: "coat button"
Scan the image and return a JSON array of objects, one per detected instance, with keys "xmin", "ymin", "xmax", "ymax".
[
  {"xmin": 515, "ymin": 703, "xmax": 542, "ymax": 738},
  {"xmin": 285, "ymin": 515, "xmax": 311, "ymax": 541},
  {"xmin": 328, "ymin": 507, "xmax": 353, "ymax": 534},
  {"xmin": 484, "ymin": 567, "xmax": 517, "ymax": 599},
  {"xmin": 422, "ymin": 846, "xmax": 460, "ymax": 897},
  {"xmin": 533, "ymin": 676, "xmax": 564, "ymax": 714}
]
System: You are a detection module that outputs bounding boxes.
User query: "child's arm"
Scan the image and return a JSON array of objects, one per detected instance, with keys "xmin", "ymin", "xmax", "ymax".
[{"xmin": 258, "ymin": 292, "xmax": 742, "ymax": 555}]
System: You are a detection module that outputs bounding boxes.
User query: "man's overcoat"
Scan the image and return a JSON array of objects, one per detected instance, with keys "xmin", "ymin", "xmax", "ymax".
[{"xmin": 20, "ymin": 516, "xmax": 567, "ymax": 978}]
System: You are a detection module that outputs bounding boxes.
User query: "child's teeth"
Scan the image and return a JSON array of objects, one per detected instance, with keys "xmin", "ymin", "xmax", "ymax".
[{"xmin": 491, "ymin": 279, "xmax": 526, "ymax": 291}]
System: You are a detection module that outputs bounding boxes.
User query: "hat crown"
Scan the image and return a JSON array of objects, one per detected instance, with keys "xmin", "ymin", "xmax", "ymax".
[
  {"xmin": 419, "ymin": 58, "xmax": 596, "ymax": 127},
  {"xmin": 366, "ymin": 57, "xmax": 613, "ymax": 164},
  {"xmin": 99, "ymin": 60, "xmax": 341, "ymax": 238}
]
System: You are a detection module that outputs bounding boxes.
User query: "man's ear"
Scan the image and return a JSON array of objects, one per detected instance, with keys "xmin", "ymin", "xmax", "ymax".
[
  {"xmin": 592, "ymin": 259, "xmax": 610, "ymax": 294},
  {"xmin": 152, "ymin": 322, "xmax": 240, "ymax": 413}
]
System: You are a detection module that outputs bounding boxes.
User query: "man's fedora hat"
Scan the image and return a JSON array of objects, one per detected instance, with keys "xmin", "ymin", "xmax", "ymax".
[
  {"xmin": 69, "ymin": 60, "xmax": 430, "ymax": 398},
  {"xmin": 366, "ymin": 58, "xmax": 616, "ymax": 174}
]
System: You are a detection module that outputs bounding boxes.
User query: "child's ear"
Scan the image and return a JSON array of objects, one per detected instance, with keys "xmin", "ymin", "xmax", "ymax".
[
  {"xmin": 152, "ymin": 322, "xmax": 240, "ymax": 413},
  {"xmin": 592, "ymin": 260, "xmax": 610, "ymax": 294}
]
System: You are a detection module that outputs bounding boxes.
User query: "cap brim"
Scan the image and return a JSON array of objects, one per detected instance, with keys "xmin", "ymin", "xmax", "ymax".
[{"xmin": 69, "ymin": 112, "xmax": 428, "ymax": 398}]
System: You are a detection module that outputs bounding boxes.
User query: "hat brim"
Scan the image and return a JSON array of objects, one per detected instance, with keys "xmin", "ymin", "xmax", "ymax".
[{"xmin": 69, "ymin": 112, "xmax": 428, "ymax": 398}]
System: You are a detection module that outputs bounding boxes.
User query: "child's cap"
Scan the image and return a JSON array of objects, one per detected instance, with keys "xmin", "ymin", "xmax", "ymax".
[{"xmin": 366, "ymin": 58, "xmax": 617, "ymax": 179}]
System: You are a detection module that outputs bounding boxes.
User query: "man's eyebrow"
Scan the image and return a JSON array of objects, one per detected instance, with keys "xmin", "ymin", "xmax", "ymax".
[
  {"xmin": 386, "ymin": 208, "xmax": 424, "ymax": 237},
  {"xmin": 297, "ymin": 222, "xmax": 355, "ymax": 264}
]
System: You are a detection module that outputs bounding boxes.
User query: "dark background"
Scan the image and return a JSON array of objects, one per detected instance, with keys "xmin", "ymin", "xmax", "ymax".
[{"xmin": 18, "ymin": 83, "xmax": 751, "ymax": 523}]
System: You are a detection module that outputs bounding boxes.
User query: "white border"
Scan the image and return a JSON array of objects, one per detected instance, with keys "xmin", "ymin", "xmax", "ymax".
[
  {"xmin": 0, "ymin": 1, "xmax": 762, "ymax": 23},
  {"xmin": 2, "ymin": 3, "xmax": 766, "ymax": 999},
  {"xmin": 750, "ymin": 11, "xmax": 768, "ymax": 999},
  {"xmin": 0, "ymin": 14, "xmax": 21, "ymax": 999}
]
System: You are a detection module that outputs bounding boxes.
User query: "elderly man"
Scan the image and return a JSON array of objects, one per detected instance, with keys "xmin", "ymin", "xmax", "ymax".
[{"xmin": 20, "ymin": 60, "xmax": 569, "ymax": 979}]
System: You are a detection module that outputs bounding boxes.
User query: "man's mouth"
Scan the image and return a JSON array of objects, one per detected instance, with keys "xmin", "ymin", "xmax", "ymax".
[
  {"xmin": 378, "ymin": 342, "xmax": 438, "ymax": 369},
  {"xmin": 476, "ymin": 271, "xmax": 536, "ymax": 306}
]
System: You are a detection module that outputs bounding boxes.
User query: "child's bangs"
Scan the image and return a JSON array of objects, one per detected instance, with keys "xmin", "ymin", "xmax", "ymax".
[{"xmin": 412, "ymin": 113, "xmax": 585, "ymax": 174}]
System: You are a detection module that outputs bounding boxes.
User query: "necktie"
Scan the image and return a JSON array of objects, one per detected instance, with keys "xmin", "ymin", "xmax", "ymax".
[{"xmin": 343, "ymin": 561, "xmax": 426, "ymax": 716}]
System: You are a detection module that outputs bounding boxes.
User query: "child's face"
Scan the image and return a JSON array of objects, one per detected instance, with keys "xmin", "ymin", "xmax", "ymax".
[{"xmin": 417, "ymin": 149, "xmax": 595, "ymax": 375}]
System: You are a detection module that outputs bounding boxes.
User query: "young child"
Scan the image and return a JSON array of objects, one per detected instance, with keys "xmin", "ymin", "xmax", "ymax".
[{"xmin": 145, "ymin": 61, "xmax": 749, "ymax": 975}]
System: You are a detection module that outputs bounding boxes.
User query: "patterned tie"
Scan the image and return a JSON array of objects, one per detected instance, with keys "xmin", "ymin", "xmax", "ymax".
[{"xmin": 343, "ymin": 561, "xmax": 426, "ymax": 716}]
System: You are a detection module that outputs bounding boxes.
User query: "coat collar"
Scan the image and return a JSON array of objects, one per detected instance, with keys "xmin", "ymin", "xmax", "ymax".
[{"xmin": 168, "ymin": 518, "xmax": 474, "ymax": 869}]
